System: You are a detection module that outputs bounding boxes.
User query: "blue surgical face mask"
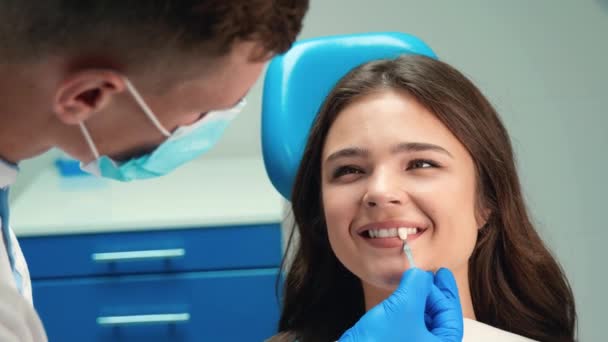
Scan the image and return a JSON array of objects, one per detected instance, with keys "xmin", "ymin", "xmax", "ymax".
[{"xmin": 79, "ymin": 77, "xmax": 245, "ymax": 181}]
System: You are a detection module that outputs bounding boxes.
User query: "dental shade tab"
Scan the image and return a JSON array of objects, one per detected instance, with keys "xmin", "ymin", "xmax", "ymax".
[{"xmin": 398, "ymin": 228, "xmax": 416, "ymax": 268}]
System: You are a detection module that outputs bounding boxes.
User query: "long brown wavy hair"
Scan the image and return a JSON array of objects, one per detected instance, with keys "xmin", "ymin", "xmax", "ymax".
[{"xmin": 273, "ymin": 54, "xmax": 577, "ymax": 342}]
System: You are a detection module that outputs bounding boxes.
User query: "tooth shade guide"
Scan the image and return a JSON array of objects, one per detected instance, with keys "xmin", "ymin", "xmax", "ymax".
[
  {"xmin": 398, "ymin": 227, "xmax": 409, "ymax": 241},
  {"xmin": 403, "ymin": 241, "xmax": 416, "ymax": 268}
]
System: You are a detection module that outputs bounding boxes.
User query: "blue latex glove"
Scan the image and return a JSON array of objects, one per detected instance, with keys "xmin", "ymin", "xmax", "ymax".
[{"xmin": 339, "ymin": 268, "xmax": 463, "ymax": 342}]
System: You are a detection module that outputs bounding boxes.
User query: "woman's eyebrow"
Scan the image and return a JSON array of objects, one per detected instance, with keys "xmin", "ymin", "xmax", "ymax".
[
  {"xmin": 325, "ymin": 142, "xmax": 452, "ymax": 163},
  {"xmin": 325, "ymin": 147, "xmax": 368, "ymax": 163},
  {"xmin": 390, "ymin": 142, "xmax": 453, "ymax": 158}
]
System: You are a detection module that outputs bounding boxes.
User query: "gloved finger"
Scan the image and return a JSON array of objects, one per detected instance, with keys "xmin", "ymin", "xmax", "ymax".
[
  {"xmin": 425, "ymin": 269, "xmax": 438, "ymax": 328},
  {"xmin": 424, "ymin": 312, "xmax": 432, "ymax": 330},
  {"xmin": 426, "ymin": 284, "xmax": 454, "ymax": 319},
  {"xmin": 427, "ymin": 284, "xmax": 463, "ymax": 340},
  {"xmin": 434, "ymin": 268, "xmax": 459, "ymax": 300},
  {"xmin": 382, "ymin": 268, "xmax": 433, "ymax": 316},
  {"xmin": 397, "ymin": 268, "xmax": 433, "ymax": 297}
]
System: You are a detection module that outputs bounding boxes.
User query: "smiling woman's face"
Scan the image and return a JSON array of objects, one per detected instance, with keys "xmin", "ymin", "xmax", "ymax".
[{"xmin": 321, "ymin": 89, "xmax": 485, "ymax": 294}]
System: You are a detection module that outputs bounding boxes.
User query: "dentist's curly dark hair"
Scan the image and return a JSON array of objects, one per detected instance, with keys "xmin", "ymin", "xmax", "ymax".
[
  {"xmin": 272, "ymin": 54, "xmax": 577, "ymax": 342},
  {"xmin": 0, "ymin": 0, "xmax": 308, "ymax": 64}
]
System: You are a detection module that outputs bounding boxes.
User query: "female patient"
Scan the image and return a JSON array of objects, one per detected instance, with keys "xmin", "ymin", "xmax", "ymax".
[{"xmin": 272, "ymin": 55, "xmax": 576, "ymax": 341}]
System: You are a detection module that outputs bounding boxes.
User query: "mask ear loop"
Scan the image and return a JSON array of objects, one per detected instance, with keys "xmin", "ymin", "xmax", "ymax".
[
  {"xmin": 122, "ymin": 77, "xmax": 171, "ymax": 137},
  {"xmin": 79, "ymin": 122, "xmax": 101, "ymax": 160},
  {"xmin": 78, "ymin": 77, "xmax": 170, "ymax": 160}
]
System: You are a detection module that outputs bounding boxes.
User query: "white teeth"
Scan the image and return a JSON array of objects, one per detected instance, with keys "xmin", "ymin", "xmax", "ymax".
[{"xmin": 366, "ymin": 227, "xmax": 419, "ymax": 239}]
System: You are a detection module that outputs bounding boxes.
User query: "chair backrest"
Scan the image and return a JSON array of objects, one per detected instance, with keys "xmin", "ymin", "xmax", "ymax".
[{"xmin": 261, "ymin": 32, "xmax": 437, "ymax": 200}]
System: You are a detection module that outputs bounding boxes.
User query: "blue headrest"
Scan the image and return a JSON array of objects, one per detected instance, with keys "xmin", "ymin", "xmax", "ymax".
[{"xmin": 261, "ymin": 32, "xmax": 437, "ymax": 200}]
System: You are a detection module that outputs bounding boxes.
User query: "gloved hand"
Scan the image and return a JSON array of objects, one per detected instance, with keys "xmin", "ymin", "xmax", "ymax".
[
  {"xmin": 339, "ymin": 268, "xmax": 463, "ymax": 342},
  {"xmin": 0, "ymin": 283, "xmax": 47, "ymax": 342}
]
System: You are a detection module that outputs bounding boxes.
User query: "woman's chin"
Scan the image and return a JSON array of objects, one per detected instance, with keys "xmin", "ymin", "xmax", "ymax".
[
  {"xmin": 362, "ymin": 270, "xmax": 408, "ymax": 290},
  {"xmin": 354, "ymin": 256, "xmax": 427, "ymax": 289},
  {"xmin": 363, "ymin": 263, "xmax": 438, "ymax": 289}
]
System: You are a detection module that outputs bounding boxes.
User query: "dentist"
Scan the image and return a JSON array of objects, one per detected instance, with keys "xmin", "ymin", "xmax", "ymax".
[{"xmin": 0, "ymin": 1, "xmax": 308, "ymax": 340}]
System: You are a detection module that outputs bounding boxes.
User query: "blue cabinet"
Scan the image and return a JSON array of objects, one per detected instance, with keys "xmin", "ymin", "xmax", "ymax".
[{"xmin": 19, "ymin": 224, "xmax": 283, "ymax": 342}]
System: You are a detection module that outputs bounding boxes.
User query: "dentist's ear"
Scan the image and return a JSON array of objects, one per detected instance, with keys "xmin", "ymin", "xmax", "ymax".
[{"xmin": 53, "ymin": 70, "xmax": 126, "ymax": 125}]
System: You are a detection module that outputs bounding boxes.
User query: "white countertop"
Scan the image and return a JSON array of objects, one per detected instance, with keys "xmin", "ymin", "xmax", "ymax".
[{"xmin": 11, "ymin": 158, "xmax": 285, "ymax": 237}]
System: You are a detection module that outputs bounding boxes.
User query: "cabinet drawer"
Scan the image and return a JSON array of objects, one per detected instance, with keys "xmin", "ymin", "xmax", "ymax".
[
  {"xmin": 33, "ymin": 268, "xmax": 281, "ymax": 342},
  {"xmin": 20, "ymin": 224, "xmax": 282, "ymax": 279}
]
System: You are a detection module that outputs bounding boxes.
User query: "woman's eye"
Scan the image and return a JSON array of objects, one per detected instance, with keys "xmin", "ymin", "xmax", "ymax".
[
  {"xmin": 407, "ymin": 159, "xmax": 437, "ymax": 170},
  {"xmin": 333, "ymin": 166, "xmax": 363, "ymax": 179}
]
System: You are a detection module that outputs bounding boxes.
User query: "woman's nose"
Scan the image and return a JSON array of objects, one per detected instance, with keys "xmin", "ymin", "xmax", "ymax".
[
  {"xmin": 364, "ymin": 194, "xmax": 401, "ymax": 208},
  {"xmin": 362, "ymin": 172, "xmax": 404, "ymax": 208}
]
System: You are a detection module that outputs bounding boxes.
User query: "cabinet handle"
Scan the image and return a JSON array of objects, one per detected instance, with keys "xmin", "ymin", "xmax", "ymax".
[
  {"xmin": 92, "ymin": 248, "xmax": 185, "ymax": 263},
  {"xmin": 97, "ymin": 313, "xmax": 190, "ymax": 326}
]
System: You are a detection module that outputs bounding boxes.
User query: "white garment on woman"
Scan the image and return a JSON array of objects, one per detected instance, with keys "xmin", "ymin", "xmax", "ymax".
[{"xmin": 464, "ymin": 318, "xmax": 537, "ymax": 341}]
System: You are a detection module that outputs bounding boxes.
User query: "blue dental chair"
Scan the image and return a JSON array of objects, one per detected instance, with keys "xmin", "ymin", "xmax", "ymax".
[{"xmin": 261, "ymin": 32, "xmax": 437, "ymax": 200}]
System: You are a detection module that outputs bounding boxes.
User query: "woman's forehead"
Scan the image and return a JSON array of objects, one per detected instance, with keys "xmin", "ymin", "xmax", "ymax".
[{"xmin": 322, "ymin": 91, "xmax": 462, "ymax": 158}]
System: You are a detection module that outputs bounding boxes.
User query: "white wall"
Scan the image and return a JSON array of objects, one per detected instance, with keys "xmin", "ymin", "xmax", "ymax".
[{"xmin": 12, "ymin": 1, "xmax": 607, "ymax": 340}]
